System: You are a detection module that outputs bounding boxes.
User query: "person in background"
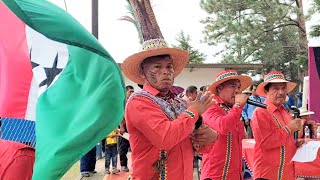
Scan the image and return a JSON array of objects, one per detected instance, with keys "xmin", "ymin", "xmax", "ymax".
[
  {"xmin": 80, "ymin": 147, "xmax": 97, "ymax": 177},
  {"xmin": 200, "ymin": 85, "xmax": 209, "ymax": 93},
  {"xmin": 283, "ymin": 93, "xmax": 295, "ymax": 111},
  {"xmin": 295, "ymin": 92, "xmax": 303, "ymax": 108},
  {"xmin": 183, "ymin": 85, "xmax": 198, "ymax": 102},
  {"xmin": 105, "ymin": 129, "xmax": 120, "ymax": 174},
  {"xmin": 118, "ymin": 85, "xmax": 134, "ymax": 172},
  {"xmin": 241, "ymin": 84, "xmax": 265, "ymax": 138},
  {"xmin": 251, "ymin": 71, "xmax": 304, "ymax": 180},
  {"xmin": 0, "ymin": 118, "xmax": 35, "ymax": 180}
]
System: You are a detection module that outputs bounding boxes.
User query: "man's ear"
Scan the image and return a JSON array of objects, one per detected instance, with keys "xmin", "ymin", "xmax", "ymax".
[
  {"xmin": 217, "ymin": 85, "xmax": 222, "ymax": 93},
  {"xmin": 140, "ymin": 70, "xmax": 146, "ymax": 80}
]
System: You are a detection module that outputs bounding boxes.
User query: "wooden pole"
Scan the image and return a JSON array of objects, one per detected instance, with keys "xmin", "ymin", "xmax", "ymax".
[{"xmin": 92, "ymin": 0, "xmax": 98, "ymax": 39}]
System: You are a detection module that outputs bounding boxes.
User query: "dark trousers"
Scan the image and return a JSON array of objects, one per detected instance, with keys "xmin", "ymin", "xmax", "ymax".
[
  {"xmin": 101, "ymin": 139, "xmax": 105, "ymax": 153},
  {"xmin": 80, "ymin": 146, "xmax": 96, "ymax": 172},
  {"xmin": 118, "ymin": 137, "xmax": 130, "ymax": 167},
  {"xmin": 105, "ymin": 144, "xmax": 118, "ymax": 169},
  {"xmin": 244, "ymin": 122, "xmax": 253, "ymax": 138}
]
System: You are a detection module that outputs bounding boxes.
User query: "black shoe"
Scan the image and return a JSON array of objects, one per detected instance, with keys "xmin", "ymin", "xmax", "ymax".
[
  {"xmin": 81, "ymin": 172, "xmax": 90, "ymax": 177},
  {"xmin": 121, "ymin": 166, "xmax": 129, "ymax": 172}
]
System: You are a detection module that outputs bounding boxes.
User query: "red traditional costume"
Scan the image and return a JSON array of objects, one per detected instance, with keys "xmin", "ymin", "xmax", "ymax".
[
  {"xmin": 201, "ymin": 70, "xmax": 252, "ymax": 180},
  {"xmin": 126, "ymin": 84, "xmax": 198, "ymax": 180},
  {"xmin": 201, "ymin": 96, "xmax": 244, "ymax": 180},
  {"xmin": 251, "ymin": 71, "xmax": 298, "ymax": 180},
  {"xmin": 251, "ymin": 99, "xmax": 296, "ymax": 179}
]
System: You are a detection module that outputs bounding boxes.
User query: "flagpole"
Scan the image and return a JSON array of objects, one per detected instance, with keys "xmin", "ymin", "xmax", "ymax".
[
  {"xmin": 63, "ymin": 0, "xmax": 68, "ymax": 12},
  {"xmin": 92, "ymin": 0, "xmax": 98, "ymax": 39}
]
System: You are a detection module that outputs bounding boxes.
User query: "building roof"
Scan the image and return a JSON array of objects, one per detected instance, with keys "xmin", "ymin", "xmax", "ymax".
[
  {"xmin": 118, "ymin": 63, "xmax": 263, "ymax": 70},
  {"xmin": 117, "ymin": 63, "xmax": 263, "ymax": 75}
]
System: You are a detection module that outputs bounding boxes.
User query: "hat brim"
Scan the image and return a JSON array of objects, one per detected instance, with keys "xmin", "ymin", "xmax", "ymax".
[
  {"xmin": 121, "ymin": 48, "xmax": 189, "ymax": 84},
  {"xmin": 256, "ymin": 79, "xmax": 297, "ymax": 96},
  {"xmin": 300, "ymin": 111, "xmax": 315, "ymax": 116},
  {"xmin": 208, "ymin": 75, "xmax": 252, "ymax": 95}
]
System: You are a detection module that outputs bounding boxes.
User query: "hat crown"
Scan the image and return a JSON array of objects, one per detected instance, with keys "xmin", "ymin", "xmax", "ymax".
[
  {"xmin": 264, "ymin": 71, "xmax": 286, "ymax": 82},
  {"xmin": 216, "ymin": 70, "xmax": 239, "ymax": 81},
  {"xmin": 141, "ymin": 38, "xmax": 169, "ymax": 51}
]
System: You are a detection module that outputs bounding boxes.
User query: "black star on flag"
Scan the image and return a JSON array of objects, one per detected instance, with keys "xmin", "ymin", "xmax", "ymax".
[{"xmin": 38, "ymin": 53, "xmax": 63, "ymax": 87}]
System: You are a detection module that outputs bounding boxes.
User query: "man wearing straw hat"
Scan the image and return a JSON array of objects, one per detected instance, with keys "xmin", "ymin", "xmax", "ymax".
[
  {"xmin": 121, "ymin": 1, "xmax": 218, "ymax": 179},
  {"xmin": 251, "ymin": 71, "xmax": 304, "ymax": 180},
  {"xmin": 201, "ymin": 69, "xmax": 252, "ymax": 180},
  {"xmin": 122, "ymin": 38, "xmax": 218, "ymax": 179}
]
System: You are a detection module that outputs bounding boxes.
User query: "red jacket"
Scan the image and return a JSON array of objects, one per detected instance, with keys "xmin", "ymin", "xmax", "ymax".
[
  {"xmin": 0, "ymin": 140, "xmax": 35, "ymax": 180},
  {"xmin": 251, "ymin": 99, "xmax": 296, "ymax": 179},
  {"xmin": 125, "ymin": 84, "xmax": 199, "ymax": 180}
]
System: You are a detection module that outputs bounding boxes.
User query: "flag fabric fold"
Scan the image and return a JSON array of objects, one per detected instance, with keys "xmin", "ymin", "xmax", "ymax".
[{"xmin": 0, "ymin": 0, "xmax": 125, "ymax": 179}]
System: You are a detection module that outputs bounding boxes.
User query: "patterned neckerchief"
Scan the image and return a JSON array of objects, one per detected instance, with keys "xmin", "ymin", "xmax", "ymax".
[{"xmin": 215, "ymin": 96, "xmax": 232, "ymax": 114}]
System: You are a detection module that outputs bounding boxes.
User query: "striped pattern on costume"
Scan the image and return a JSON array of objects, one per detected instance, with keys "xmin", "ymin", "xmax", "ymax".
[
  {"xmin": 159, "ymin": 150, "xmax": 168, "ymax": 180},
  {"xmin": 269, "ymin": 111, "xmax": 286, "ymax": 180},
  {"xmin": 221, "ymin": 132, "xmax": 232, "ymax": 180}
]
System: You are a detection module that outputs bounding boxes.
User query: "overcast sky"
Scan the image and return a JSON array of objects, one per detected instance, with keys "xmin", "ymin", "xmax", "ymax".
[{"xmin": 49, "ymin": 0, "xmax": 319, "ymax": 63}]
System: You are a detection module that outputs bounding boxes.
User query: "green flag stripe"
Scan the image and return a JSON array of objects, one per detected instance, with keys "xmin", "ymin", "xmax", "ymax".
[{"xmin": 34, "ymin": 45, "xmax": 125, "ymax": 179}]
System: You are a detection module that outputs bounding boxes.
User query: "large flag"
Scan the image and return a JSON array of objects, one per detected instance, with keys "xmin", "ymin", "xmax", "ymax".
[
  {"xmin": 308, "ymin": 38, "xmax": 320, "ymax": 123},
  {"xmin": 0, "ymin": 0, "xmax": 125, "ymax": 179}
]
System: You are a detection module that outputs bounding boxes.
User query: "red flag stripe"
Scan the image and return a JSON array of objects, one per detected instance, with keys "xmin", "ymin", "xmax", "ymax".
[{"xmin": 0, "ymin": 3, "xmax": 33, "ymax": 118}]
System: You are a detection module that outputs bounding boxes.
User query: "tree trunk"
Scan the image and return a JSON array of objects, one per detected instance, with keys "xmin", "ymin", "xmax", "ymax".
[
  {"xmin": 295, "ymin": 0, "xmax": 308, "ymax": 90},
  {"xmin": 296, "ymin": 0, "xmax": 308, "ymax": 50}
]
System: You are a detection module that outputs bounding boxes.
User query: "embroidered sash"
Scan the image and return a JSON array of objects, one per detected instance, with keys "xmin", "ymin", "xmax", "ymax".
[
  {"xmin": 219, "ymin": 103, "xmax": 233, "ymax": 180},
  {"xmin": 268, "ymin": 112, "xmax": 286, "ymax": 180}
]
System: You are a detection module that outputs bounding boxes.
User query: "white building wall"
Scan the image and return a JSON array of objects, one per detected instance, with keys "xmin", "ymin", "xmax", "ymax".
[{"xmin": 122, "ymin": 67, "xmax": 225, "ymax": 90}]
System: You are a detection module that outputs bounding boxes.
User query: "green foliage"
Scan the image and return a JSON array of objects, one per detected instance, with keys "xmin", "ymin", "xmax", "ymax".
[
  {"xmin": 173, "ymin": 31, "xmax": 206, "ymax": 64},
  {"xmin": 310, "ymin": 25, "xmax": 320, "ymax": 37},
  {"xmin": 200, "ymin": 0, "xmax": 308, "ymax": 83},
  {"xmin": 119, "ymin": 0, "xmax": 143, "ymax": 44},
  {"xmin": 310, "ymin": 0, "xmax": 320, "ymax": 37}
]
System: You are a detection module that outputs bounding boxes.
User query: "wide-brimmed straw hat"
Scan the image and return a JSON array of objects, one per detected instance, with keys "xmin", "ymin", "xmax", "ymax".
[
  {"xmin": 208, "ymin": 70, "xmax": 252, "ymax": 95},
  {"xmin": 299, "ymin": 107, "xmax": 315, "ymax": 116},
  {"xmin": 121, "ymin": 38, "xmax": 189, "ymax": 85},
  {"xmin": 256, "ymin": 71, "xmax": 297, "ymax": 96}
]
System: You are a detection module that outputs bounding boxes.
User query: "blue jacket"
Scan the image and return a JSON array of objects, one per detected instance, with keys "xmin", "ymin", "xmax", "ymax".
[{"xmin": 242, "ymin": 95, "xmax": 265, "ymax": 120}]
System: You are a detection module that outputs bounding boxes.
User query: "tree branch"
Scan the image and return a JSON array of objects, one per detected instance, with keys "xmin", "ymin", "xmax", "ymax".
[
  {"xmin": 263, "ymin": 23, "xmax": 298, "ymax": 33},
  {"xmin": 285, "ymin": 16, "xmax": 299, "ymax": 24}
]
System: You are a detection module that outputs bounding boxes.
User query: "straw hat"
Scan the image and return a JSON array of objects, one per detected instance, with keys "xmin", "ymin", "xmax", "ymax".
[
  {"xmin": 256, "ymin": 71, "xmax": 297, "ymax": 96},
  {"xmin": 208, "ymin": 70, "xmax": 252, "ymax": 95},
  {"xmin": 122, "ymin": 39, "xmax": 188, "ymax": 85},
  {"xmin": 299, "ymin": 107, "xmax": 315, "ymax": 116}
]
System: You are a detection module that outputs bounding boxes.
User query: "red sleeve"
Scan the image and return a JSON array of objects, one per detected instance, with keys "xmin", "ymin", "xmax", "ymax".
[
  {"xmin": 126, "ymin": 97, "xmax": 199, "ymax": 151},
  {"xmin": 202, "ymin": 104, "xmax": 243, "ymax": 135},
  {"xmin": 251, "ymin": 108, "xmax": 292, "ymax": 150},
  {"xmin": 3, "ymin": 148, "xmax": 35, "ymax": 180},
  {"xmin": 197, "ymin": 143, "xmax": 214, "ymax": 154}
]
